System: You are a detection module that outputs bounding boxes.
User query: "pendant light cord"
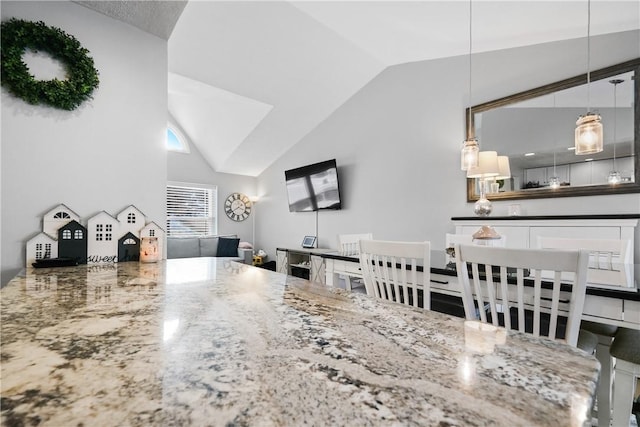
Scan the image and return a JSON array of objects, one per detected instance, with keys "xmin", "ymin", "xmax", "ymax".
[
  {"xmin": 613, "ymin": 81, "xmax": 618, "ymax": 169},
  {"xmin": 468, "ymin": 0, "xmax": 472, "ymax": 138},
  {"xmin": 553, "ymin": 94, "xmax": 557, "ymax": 176},
  {"xmin": 586, "ymin": 0, "xmax": 591, "ymax": 112}
]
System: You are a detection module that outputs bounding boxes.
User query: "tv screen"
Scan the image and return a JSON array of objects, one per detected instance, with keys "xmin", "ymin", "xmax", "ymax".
[{"xmin": 285, "ymin": 159, "xmax": 342, "ymax": 212}]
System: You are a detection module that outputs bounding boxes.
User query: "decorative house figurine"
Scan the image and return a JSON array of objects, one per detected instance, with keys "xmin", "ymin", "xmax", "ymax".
[
  {"xmin": 43, "ymin": 203, "xmax": 80, "ymax": 239},
  {"xmin": 116, "ymin": 205, "xmax": 146, "ymax": 237},
  {"xmin": 140, "ymin": 237, "xmax": 159, "ymax": 263},
  {"xmin": 26, "ymin": 232, "xmax": 58, "ymax": 266},
  {"xmin": 87, "ymin": 211, "xmax": 119, "ymax": 264},
  {"xmin": 58, "ymin": 220, "xmax": 88, "ymax": 264},
  {"xmin": 140, "ymin": 221, "xmax": 164, "ymax": 258},
  {"xmin": 118, "ymin": 232, "xmax": 140, "ymax": 262}
]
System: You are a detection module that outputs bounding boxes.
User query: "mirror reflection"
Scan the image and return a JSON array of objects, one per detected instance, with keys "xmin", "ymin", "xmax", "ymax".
[{"xmin": 467, "ymin": 59, "xmax": 639, "ymax": 201}]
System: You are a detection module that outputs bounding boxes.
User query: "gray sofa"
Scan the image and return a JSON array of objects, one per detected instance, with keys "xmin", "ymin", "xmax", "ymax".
[{"xmin": 167, "ymin": 235, "xmax": 252, "ymax": 264}]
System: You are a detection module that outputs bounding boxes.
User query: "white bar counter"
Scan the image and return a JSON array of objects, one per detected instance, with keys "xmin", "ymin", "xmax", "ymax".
[{"xmin": 1, "ymin": 258, "xmax": 599, "ymax": 426}]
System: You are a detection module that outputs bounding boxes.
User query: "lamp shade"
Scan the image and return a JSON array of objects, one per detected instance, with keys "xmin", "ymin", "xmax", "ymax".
[
  {"xmin": 467, "ymin": 151, "xmax": 499, "ymax": 179},
  {"xmin": 575, "ymin": 113, "xmax": 603, "ymax": 154},
  {"xmin": 495, "ymin": 156, "xmax": 511, "ymax": 179}
]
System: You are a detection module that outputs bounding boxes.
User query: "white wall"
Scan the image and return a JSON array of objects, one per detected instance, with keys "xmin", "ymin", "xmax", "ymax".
[
  {"xmin": 167, "ymin": 122, "xmax": 257, "ymax": 244},
  {"xmin": 1, "ymin": 1, "xmax": 168, "ymax": 285},
  {"xmin": 255, "ymin": 30, "xmax": 640, "ymax": 262}
]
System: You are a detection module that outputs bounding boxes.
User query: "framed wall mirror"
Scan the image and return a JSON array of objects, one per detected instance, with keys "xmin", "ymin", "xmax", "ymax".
[{"xmin": 466, "ymin": 58, "xmax": 639, "ymax": 202}]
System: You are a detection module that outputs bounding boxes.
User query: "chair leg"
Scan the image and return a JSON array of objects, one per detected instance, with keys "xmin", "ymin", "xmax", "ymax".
[
  {"xmin": 339, "ymin": 274, "xmax": 352, "ymax": 291},
  {"xmin": 595, "ymin": 336, "xmax": 614, "ymax": 427},
  {"xmin": 612, "ymin": 360, "xmax": 639, "ymax": 427}
]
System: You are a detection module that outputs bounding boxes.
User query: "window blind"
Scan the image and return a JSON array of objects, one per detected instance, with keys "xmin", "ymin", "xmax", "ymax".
[{"xmin": 166, "ymin": 184, "xmax": 216, "ymax": 237}]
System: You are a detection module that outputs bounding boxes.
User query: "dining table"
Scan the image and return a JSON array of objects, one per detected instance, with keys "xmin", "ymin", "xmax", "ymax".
[{"xmin": 1, "ymin": 257, "xmax": 599, "ymax": 426}]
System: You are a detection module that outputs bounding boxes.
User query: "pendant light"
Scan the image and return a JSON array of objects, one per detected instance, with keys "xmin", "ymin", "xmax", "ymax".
[
  {"xmin": 608, "ymin": 79, "xmax": 623, "ymax": 184},
  {"xmin": 575, "ymin": 0, "xmax": 603, "ymax": 155},
  {"xmin": 461, "ymin": 0, "xmax": 479, "ymax": 170}
]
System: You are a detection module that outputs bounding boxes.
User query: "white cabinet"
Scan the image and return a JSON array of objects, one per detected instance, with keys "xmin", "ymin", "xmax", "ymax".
[
  {"xmin": 454, "ymin": 216, "xmax": 638, "ymax": 289},
  {"xmin": 276, "ymin": 248, "xmax": 332, "ymax": 284}
]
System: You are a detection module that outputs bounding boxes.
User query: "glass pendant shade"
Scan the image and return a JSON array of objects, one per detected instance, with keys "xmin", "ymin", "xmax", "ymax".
[
  {"xmin": 549, "ymin": 176, "xmax": 561, "ymax": 189},
  {"xmin": 575, "ymin": 113, "xmax": 603, "ymax": 154},
  {"xmin": 608, "ymin": 171, "xmax": 621, "ymax": 184},
  {"xmin": 461, "ymin": 138, "xmax": 479, "ymax": 170}
]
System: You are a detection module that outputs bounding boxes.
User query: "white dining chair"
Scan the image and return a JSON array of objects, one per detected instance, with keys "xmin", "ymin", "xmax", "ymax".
[
  {"xmin": 537, "ymin": 236, "xmax": 631, "ymax": 271},
  {"xmin": 338, "ymin": 233, "xmax": 373, "ymax": 256},
  {"xmin": 445, "ymin": 233, "xmax": 473, "ymax": 263},
  {"xmin": 537, "ymin": 236, "xmax": 632, "ymax": 426},
  {"xmin": 609, "ymin": 328, "xmax": 640, "ymax": 427},
  {"xmin": 454, "ymin": 244, "xmax": 590, "ymax": 347},
  {"xmin": 337, "ymin": 233, "xmax": 373, "ymax": 291},
  {"xmin": 359, "ymin": 239, "xmax": 431, "ymax": 309}
]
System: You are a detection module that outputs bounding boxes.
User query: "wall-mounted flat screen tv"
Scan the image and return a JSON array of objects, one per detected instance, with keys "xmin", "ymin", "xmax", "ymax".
[{"xmin": 285, "ymin": 159, "xmax": 342, "ymax": 212}]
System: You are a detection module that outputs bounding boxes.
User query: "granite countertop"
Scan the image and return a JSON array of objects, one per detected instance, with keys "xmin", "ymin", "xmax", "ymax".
[{"xmin": 1, "ymin": 258, "xmax": 599, "ymax": 426}]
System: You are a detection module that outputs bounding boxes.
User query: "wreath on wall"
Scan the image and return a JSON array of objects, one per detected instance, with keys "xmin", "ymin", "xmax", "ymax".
[{"xmin": 1, "ymin": 18, "xmax": 99, "ymax": 111}]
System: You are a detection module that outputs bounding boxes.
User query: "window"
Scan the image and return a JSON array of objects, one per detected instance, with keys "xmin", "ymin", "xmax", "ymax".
[
  {"xmin": 36, "ymin": 243, "xmax": 43, "ymax": 260},
  {"xmin": 166, "ymin": 183, "xmax": 216, "ymax": 237},
  {"xmin": 166, "ymin": 127, "xmax": 189, "ymax": 153},
  {"xmin": 63, "ymin": 230, "xmax": 71, "ymax": 239},
  {"xmin": 127, "ymin": 213, "xmax": 135, "ymax": 223},
  {"xmin": 123, "ymin": 238, "xmax": 136, "ymax": 245},
  {"xmin": 44, "ymin": 243, "xmax": 51, "ymax": 258},
  {"xmin": 149, "ymin": 229, "xmax": 155, "ymax": 237},
  {"xmin": 54, "ymin": 211, "xmax": 70, "ymax": 219},
  {"xmin": 96, "ymin": 224, "xmax": 103, "ymax": 241},
  {"xmin": 106, "ymin": 224, "xmax": 112, "ymax": 241},
  {"xmin": 74, "ymin": 230, "xmax": 83, "ymax": 239}
]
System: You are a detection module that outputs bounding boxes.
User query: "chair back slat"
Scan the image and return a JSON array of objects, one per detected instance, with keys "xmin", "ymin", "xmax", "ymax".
[
  {"xmin": 359, "ymin": 240, "xmax": 430, "ymax": 309},
  {"xmin": 516, "ymin": 268, "xmax": 526, "ymax": 334},
  {"xmin": 499, "ymin": 267, "xmax": 511, "ymax": 330},
  {"xmin": 532, "ymin": 270, "xmax": 542, "ymax": 337},
  {"xmin": 484, "ymin": 264, "xmax": 500, "ymax": 327},
  {"xmin": 548, "ymin": 271, "xmax": 563, "ymax": 341},
  {"xmin": 454, "ymin": 244, "xmax": 589, "ymax": 347}
]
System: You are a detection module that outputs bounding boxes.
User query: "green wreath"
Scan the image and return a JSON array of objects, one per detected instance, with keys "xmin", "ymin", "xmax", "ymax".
[{"xmin": 1, "ymin": 18, "xmax": 99, "ymax": 111}]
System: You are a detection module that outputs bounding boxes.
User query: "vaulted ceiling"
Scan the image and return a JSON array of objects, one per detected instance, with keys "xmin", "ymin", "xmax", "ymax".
[{"xmin": 76, "ymin": 1, "xmax": 640, "ymax": 177}]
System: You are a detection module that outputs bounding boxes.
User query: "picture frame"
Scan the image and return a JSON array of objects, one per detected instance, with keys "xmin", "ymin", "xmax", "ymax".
[{"xmin": 301, "ymin": 235, "xmax": 316, "ymax": 248}]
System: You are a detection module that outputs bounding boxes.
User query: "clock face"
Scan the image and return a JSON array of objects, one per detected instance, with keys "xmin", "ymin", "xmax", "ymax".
[{"xmin": 224, "ymin": 192, "xmax": 252, "ymax": 222}]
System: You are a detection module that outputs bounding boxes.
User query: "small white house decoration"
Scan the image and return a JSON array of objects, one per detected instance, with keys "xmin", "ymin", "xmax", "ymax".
[
  {"xmin": 26, "ymin": 232, "xmax": 58, "ymax": 266},
  {"xmin": 87, "ymin": 211, "xmax": 121, "ymax": 264},
  {"xmin": 43, "ymin": 203, "xmax": 80, "ymax": 238},
  {"xmin": 26, "ymin": 203, "xmax": 164, "ymax": 267},
  {"xmin": 117, "ymin": 205, "xmax": 146, "ymax": 237},
  {"xmin": 140, "ymin": 221, "xmax": 165, "ymax": 259}
]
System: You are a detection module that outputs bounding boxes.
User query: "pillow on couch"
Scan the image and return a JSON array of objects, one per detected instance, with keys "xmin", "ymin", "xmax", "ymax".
[
  {"xmin": 199, "ymin": 237, "xmax": 219, "ymax": 257},
  {"xmin": 167, "ymin": 237, "xmax": 200, "ymax": 259},
  {"xmin": 217, "ymin": 237, "xmax": 240, "ymax": 257}
]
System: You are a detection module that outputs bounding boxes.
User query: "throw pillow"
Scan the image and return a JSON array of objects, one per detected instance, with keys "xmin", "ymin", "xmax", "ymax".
[
  {"xmin": 238, "ymin": 241, "xmax": 253, "ymax": 249},
  {"xmin": 217, "ymin": 237, "xmax": 240, "ymax": 257}
]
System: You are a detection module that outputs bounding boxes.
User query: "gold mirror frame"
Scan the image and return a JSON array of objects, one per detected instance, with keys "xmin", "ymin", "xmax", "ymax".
[{"xmin": 466, "ymin": 58, "xmax": 640, "ymax": 202}]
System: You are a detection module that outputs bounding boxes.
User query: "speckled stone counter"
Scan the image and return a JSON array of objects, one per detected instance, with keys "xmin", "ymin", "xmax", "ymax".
[{"xmin": 1, "ymin": 258, "xmax": 599, "ymax": 426}]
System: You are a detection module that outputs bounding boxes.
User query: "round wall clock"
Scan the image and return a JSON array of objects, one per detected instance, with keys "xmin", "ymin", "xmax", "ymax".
[{"xmin": 224, "ymin": 192, "xmax": 252, "ymax": 222}]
